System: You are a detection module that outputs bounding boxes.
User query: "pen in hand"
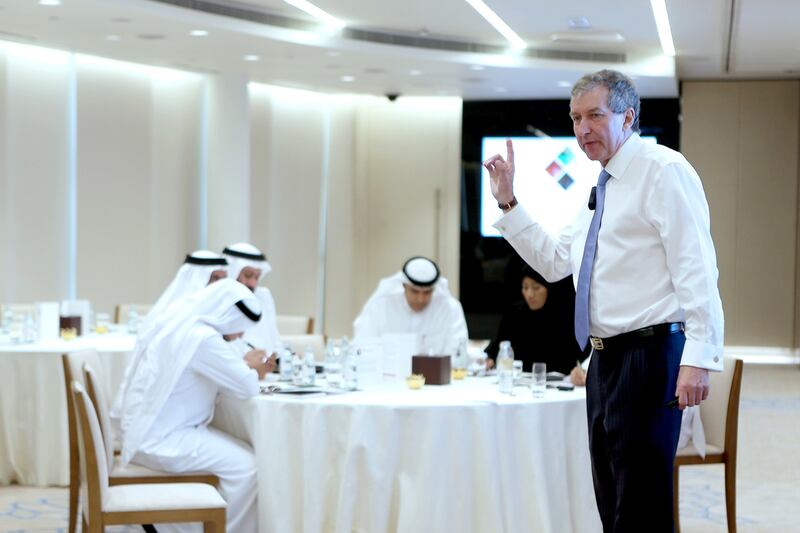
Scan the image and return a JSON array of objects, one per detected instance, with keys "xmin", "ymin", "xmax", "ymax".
[
  {"xmin": 246, "ymin": 341, "xmax": 268, "ymax": 364},
  {"xmin": 665, "ymin": 397, "xmax": 680, "ymax": 409}
]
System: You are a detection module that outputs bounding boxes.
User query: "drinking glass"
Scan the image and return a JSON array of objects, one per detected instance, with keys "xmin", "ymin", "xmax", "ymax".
[
  {"xmin": 512, "ymin": 360, "xmax": 523, "ymax": 383},
  {"xmin": 531, "ymin": 362, "xmax": 546, "ymax": 398}
]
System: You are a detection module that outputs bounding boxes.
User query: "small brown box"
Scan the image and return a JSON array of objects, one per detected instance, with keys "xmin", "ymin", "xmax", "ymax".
[
  {"xmin": 59, "ymin": 315, "xmax": 82, "ymax": 336},
  {"xmin": 411, "ymin": 355, "xmax": 451, "ymax": 385}
]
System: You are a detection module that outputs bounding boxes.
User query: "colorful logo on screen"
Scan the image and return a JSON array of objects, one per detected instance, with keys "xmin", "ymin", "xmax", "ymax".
[{"xmin": 545, "ymin": 148, "xmax": 576, "ymax": 190}]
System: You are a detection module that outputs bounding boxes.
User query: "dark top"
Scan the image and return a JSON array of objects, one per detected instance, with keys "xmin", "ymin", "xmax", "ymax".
[{"xmin": 486, "ymin": 299, "xmax": 589, "ymax": 374}]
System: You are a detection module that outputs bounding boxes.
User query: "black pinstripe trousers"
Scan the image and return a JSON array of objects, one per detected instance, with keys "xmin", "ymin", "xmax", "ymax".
[{"xmin": 586, "ymin": 330, "xmax": 684, "ymax": 533}]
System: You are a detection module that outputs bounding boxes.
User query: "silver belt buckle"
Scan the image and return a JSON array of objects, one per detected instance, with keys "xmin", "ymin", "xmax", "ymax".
[{"xmin": 590, "ymin": 337, "xmax": 604, "ymax": 350}]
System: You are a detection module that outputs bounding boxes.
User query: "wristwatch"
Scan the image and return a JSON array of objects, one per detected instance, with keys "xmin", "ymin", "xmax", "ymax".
[{"xmin": 497, "ymin": 197, "xmax": 518, "ymax": 210}]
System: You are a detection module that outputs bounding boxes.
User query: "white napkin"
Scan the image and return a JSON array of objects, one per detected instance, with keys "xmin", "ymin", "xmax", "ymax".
[{"xmin": 677, "ymin": 405, "xmax": 706, "ymax": 458}]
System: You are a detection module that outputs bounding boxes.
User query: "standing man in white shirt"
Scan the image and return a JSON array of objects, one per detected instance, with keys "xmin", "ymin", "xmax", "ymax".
[{"xmin": 484, "ymin": 69, "xmax": 724, "ymax": 532}]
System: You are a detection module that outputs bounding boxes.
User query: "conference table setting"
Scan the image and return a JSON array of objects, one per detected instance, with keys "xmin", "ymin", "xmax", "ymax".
[{"xmin": 212, "ymin": 361, "xmax": 604, "ymax": 533}]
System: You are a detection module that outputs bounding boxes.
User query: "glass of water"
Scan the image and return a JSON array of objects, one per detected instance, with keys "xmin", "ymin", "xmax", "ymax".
[
  {"xmin": 531, "ymin": 362, "xmax": 546, "ymax": 398},
  {"xmin": 512, "ymin": 360, "xmax": 523, "ymax": 383},
  {"xmin": 325, "ymin": 361, "xmax": 343, "ymax": 389}
]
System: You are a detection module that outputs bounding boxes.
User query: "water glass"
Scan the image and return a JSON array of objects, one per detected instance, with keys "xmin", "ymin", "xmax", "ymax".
[
  {"xmin": 531, "ymin": 362, "xmax": 546, "ymax": 398},
  {"xmin": 324, "ymin": 361, "xmax": 343, "ymax": 389},
  {"xmin": 512, "ymin": 360, "xmax": 523, "ymax": 382}
]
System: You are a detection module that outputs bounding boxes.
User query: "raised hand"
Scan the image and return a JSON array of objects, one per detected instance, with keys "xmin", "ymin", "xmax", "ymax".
[{"xmin": 483, "ymin": 139, "xmax": 516, "ymax": 205}]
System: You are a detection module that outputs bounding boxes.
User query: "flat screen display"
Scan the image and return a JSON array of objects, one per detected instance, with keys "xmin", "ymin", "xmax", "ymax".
[{"xmin": 480, "ymin": 136, "xmax": 655, "ymax": 237}]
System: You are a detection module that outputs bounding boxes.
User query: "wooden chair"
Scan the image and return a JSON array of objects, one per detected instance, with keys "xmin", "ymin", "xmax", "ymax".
[
  {"xmin": 62, "ymin": 351, "xmax": 218, "ymax": 533},
  {"xmin": 70, "ymin": 381, "xmax": 226, "ymax": 532},
  {"xmin": 674, "ymin": 357, "xmax": 744, "ymax": 533},
  {"xmin": 276, "ymin": 314, "xmax": 314, "ymax": 334},
  {"xmin": 280, "ymin": 334, "xmax": 327, "ymax": 362},
  {"xmin": 114, "ymin": 304, "xmax": 152, "ymax": 324}
]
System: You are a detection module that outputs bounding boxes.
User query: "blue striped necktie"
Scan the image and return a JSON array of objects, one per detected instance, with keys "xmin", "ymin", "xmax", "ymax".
[{"xmin": 575, "ymin": 169, "xmax": 611, "ymax": 350}]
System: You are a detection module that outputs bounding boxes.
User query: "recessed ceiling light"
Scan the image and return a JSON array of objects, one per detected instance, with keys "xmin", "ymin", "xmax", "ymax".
[
  {"xmin": 243, "ymin": 54, "xmax": 260, "ymax": 62},
  {"xmin": 190, "ymin": 30, "xmax": 208, "ymax": 37},
  {"xmin": 38, "ymin": 0, "xmax": 61, "ymax": 5},
  {"xmin": 650, "ymin": 0, "xmax": 676, "ymax": 56},
  {"xmin": 568, "ymin": 16, "xmax": 591, "ymax": 29},
  {"xmin": 463, "ymin": 0, "xmax": 526, "ymax": 49},
  {"xmin": 557, "ymin": 80, "xmax": 572, "ymax": 88},
  {"xmin": 340, "ymin": 75, "xmax": 355, "ymax": 82},
  {"xmin": 470, "ymin": 65, "xmax": 485, "ymax": 71},
  {"xmin": 409, "ymin": 69, "xmax": 422, "ymax": 76},
  {"xmin": 283, "ymin": 0, "xmax": 345, "ymax": 29},
  {"xmin": 106, "ymin": 35, "xmax": 121, "ymax": 41}
]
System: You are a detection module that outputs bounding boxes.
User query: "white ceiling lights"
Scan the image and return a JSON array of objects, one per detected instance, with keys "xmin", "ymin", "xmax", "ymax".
[
  {"xmin": 282, "ymin": 0, "xmax": 345, "ymax": 30},
  {"xmin": 463, "ymin": 0, "xmax": 526, "ymax": 50},
  {"xmin": 650, "ymin": 0, "xmax": 676, "ymax": 56}
]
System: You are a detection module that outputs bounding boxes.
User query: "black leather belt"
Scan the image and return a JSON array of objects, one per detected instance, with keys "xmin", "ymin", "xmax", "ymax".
[{"xmin": 589, "ymin": 322, "xmax": 684, "ymax": 351}]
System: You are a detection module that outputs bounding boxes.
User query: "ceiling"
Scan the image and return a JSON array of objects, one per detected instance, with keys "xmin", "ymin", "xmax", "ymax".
[{"xmin": 0, "ymin": 0, "xmax": 798, "ymax": 100}]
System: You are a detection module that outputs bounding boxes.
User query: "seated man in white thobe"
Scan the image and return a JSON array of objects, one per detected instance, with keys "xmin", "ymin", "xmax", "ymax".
[
  {"xmin": 116, "ymin": 279, "xmax": 270, "ymax": 533},
  {"xmin": 223, "ymin": 242, "xmax": 281, "ymax": 361},
  {"xmin": 353, "ymin": 256, "xmax": 468, "ymax": 354},
  {"xmin": 143, "ymin": 250, "xmax": 229, "ymax": 330}
]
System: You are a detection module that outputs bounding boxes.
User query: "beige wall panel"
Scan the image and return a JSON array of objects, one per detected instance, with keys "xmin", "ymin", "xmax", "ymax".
[
  {"xmin": 353, "ymin": 98, "xmax": 462, "ymax": 317},
  {"xmin": 680, "ymin": 82, "xmax": 741, "ymax": 342},
  {"xmin": 207, "ymin": 72, "xmax": 250, "ymax": 250},
  {"xmin": 76, "ymin": 59, "xmax": 201, "ymax": 313},
  {"xmin": 735, "ymin": 81, "xmax": 798, "ymax": 347},
  {"xmin": 0, "ymin": 45, "xmax": 72, "ymax": 303},
  {"xmin": 323, "ymin": 100, "xmax": 358, "ymax": 337},
  {"xmin": 259, "ymin": 88, "xmax": 326, "ymax": 321}
]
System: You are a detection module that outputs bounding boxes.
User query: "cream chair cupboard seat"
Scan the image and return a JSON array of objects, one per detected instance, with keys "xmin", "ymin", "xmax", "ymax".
[
  {"xmin": 62, "ymin": 351, "xmax": 218, "ymax": 533},
  {"xmin": 113, "ymin": 304, "xmax": 152, "ymax": 325},
  {"xmin": 276, "ymin": 314, "xmax": 314, "ymax": 334},
  {"xmin": 673, "ymin": 357, "xmax": 744, "ymax": 533},
  {"xmin": 71, "ymin": 381, "xmax": 226, "ymax": 532}
]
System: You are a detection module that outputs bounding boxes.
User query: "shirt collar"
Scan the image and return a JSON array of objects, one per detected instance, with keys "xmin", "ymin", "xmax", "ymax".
[{"xmin": 604, "ymin": 132, "xmax": 642, "ymax": 181}]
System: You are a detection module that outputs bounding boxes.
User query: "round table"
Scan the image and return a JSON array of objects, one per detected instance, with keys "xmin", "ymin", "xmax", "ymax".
[
  {"xmin": 213, "ymin": 377, "xmax": 602, "ymax": 533},
  {"xmin": 0, "ymin": 331, "xmax": 135, "ymax": 485}
]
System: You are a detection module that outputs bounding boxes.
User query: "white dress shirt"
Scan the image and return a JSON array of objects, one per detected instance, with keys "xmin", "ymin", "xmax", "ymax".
[{"xmin": 494, "ymin": 133, "xmax": 724, "ymax": 371}]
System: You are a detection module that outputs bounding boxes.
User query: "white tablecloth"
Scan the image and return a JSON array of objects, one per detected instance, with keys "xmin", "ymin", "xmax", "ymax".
[
  {"xmin": 213, "ymin": 378, "xmax": 602, "ymax": 533},
  {"xmin": 0, "ymin": 332, "xmax": 135, "ymax": 486}
]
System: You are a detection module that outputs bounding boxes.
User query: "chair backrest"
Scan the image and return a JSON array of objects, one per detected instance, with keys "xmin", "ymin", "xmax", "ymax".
[
  {"xmin": 62, "ymin": 350, "xmax": 103, "ymax": 492},
  {"xmin": 277, "ymin": 315, "xmax": 314, "ymax": 335},
  {"xmin": 114, "ymin": 304, "xmax": 152, "ymax": 324},
  {"xmin": 700, "ymin": 357, "xmax": 744, "ymax": 452},
  {"xmin": 71, "ymin": 381, "xmax": 111, "ymax": 517},
  {"xmin": 83, "ymin": 364, "xmax": 116, "ymax": 470},
  {"xmin": 281, "ymin": 334, "xmax": 327, "ymax": 362}
]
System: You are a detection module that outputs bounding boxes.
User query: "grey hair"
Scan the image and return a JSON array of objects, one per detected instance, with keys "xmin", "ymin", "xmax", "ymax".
[{"xmin": 571, "ymin": 69, "xmax": 640, "ymax": 133}]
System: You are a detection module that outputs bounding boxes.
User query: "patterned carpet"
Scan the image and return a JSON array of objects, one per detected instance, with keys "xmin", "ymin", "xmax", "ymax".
[{"xmin": 1, "ymin": 364, "xmax": 798, "ymax": 533}]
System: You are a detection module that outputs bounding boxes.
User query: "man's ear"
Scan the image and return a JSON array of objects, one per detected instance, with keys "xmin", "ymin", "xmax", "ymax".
[{"xmin": 623, "ymin": 107, "xmax": 635, "ymax": 130}]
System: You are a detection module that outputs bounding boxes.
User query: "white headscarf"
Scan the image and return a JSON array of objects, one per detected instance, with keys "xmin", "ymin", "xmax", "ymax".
[
  {"xmin": 145, "ymin": 250, "xmax": 228, "ymax": 329},
  {"xmin": 116, "ymin": 279, "xmax": 260, "ymax": 466},
  {"xmin": 222, "ymin": 242, "xmax": 272, "ymax": 281}
]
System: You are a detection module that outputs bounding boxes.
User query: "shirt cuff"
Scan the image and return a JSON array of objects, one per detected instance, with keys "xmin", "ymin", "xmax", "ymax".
[
  {"xmin": 680, "ymin": 338, "xmax": 723, "ymax": 372},
  {"xmin": 492, "ymin": 204, "xmax": 535, "ymax": 237}
]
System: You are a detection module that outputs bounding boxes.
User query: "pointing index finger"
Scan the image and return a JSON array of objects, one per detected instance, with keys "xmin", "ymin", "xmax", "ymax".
[{"xmin": 506, "ymin": 139, "xmax": 514, "ymax": 165}]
